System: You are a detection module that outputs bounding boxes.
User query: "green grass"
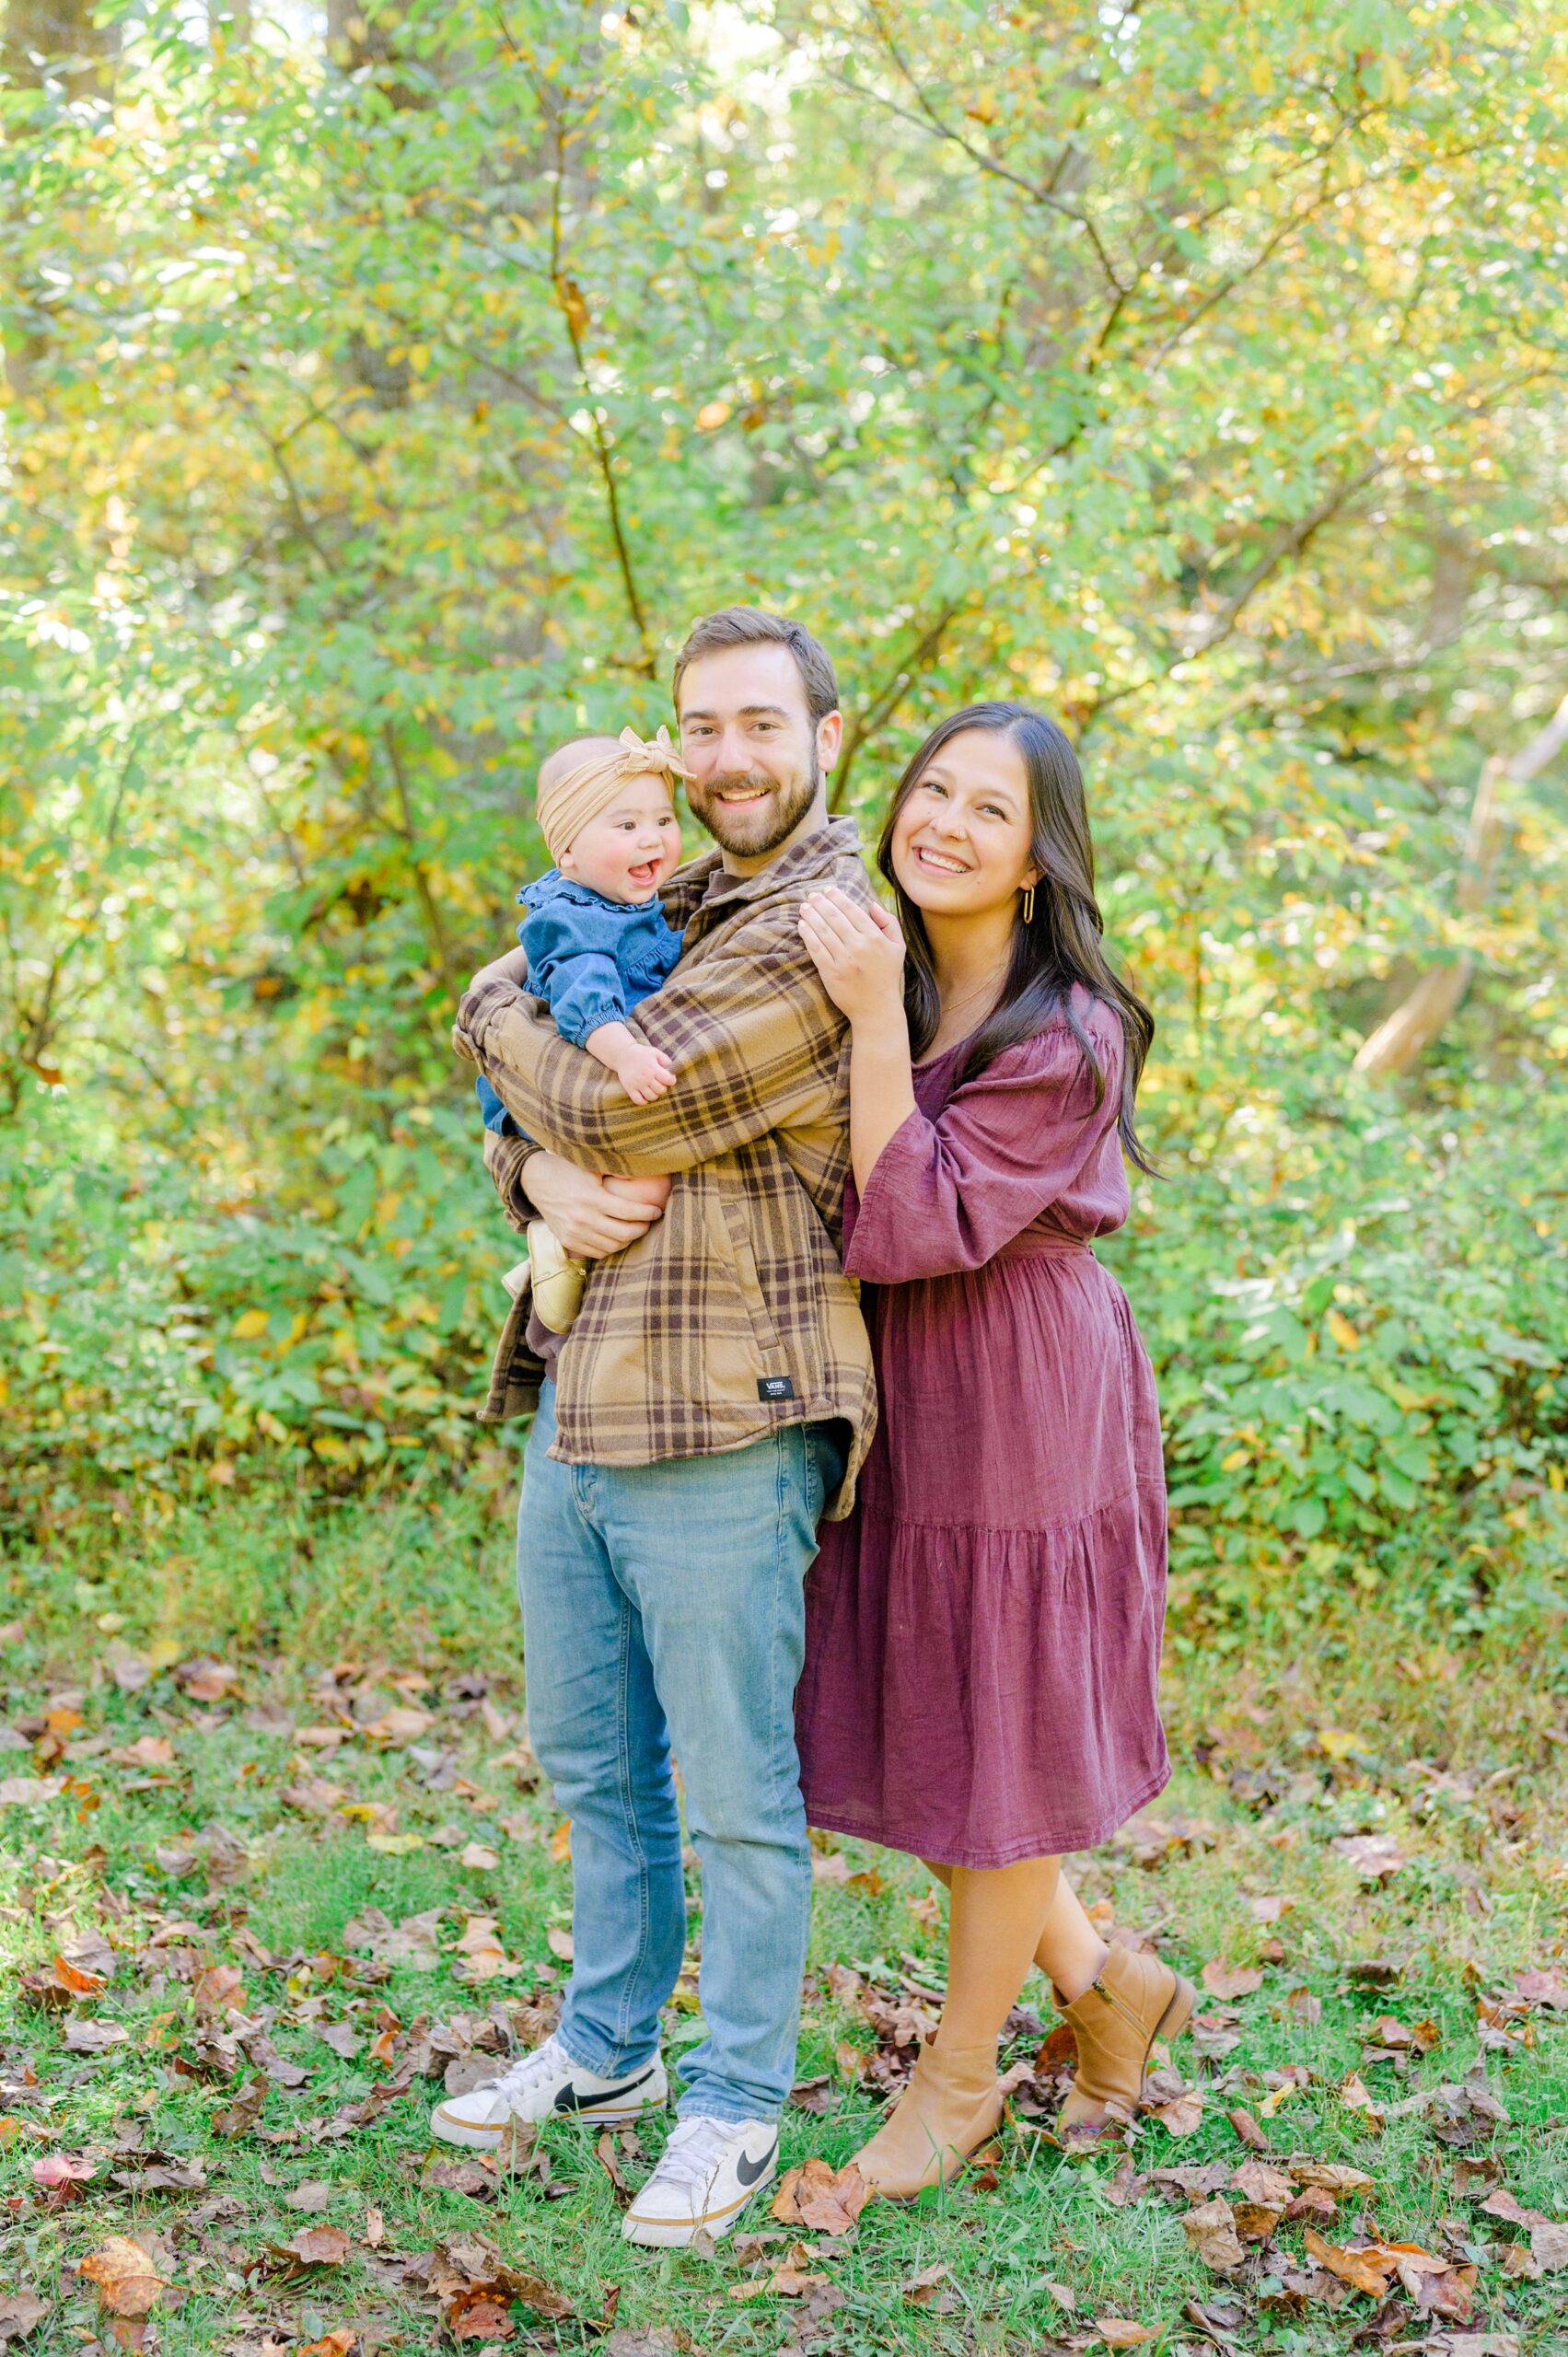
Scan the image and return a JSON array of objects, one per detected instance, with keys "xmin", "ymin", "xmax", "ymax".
[{"xmin": 2, "ymin": 1485, "xmax": 1565, "ymax": 2355}]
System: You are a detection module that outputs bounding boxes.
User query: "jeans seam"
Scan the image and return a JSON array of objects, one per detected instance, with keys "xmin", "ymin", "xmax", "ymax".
[{"xmin": 610, "ymin": 1584, "xmax": 652, "ymax": 2069}]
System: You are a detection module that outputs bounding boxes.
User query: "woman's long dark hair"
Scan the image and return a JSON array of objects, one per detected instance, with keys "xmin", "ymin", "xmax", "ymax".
[{"xmin": 877, "ymin": 702, "xmax": 1157, "ymax": 1175}]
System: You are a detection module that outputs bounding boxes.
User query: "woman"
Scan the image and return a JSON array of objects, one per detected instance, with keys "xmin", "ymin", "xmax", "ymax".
[{"xmin": 794, "ymin": 702, "xmax": 1196, "ymax": 2198}]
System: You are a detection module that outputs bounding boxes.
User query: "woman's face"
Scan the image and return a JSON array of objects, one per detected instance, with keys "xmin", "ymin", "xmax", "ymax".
[{"xmin": 889, "ymin": 727, "xmax": 1040, "ymax": 922}]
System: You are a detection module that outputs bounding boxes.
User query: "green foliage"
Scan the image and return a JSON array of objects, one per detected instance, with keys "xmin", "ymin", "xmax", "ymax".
[{"xmin": 2, "ymin": 0, "xmax": 1565, "ymax": 1616}]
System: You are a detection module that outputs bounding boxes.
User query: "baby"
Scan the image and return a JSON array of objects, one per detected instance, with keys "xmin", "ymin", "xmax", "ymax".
[{"xmin": 479, "ymin": 726, "xmax": 688, "ymax": 1334}]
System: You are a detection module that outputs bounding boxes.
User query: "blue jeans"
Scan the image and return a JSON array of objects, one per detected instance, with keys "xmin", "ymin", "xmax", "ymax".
[{"xmin": 517, "ymin": 1383, "xmax": 843, "ymax": 2123}]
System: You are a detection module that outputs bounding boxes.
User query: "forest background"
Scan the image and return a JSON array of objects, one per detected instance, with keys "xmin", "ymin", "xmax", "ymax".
[
  {"xmin": 2, "ymin": 5, "xmax": 1568, "ymax": 2353},
  {"xmin": 4, "ymin": 0, "xmax": 1564, "ymax": 1639}
]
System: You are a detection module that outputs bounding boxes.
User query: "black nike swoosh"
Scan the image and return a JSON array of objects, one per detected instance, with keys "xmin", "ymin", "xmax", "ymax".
[
  {"xmin": 735, "ymin": 2138, "xmax": 778, "ymax": 2188},
  {"xmin": 552, "ymin": 2062, "xmax": 657, "ymax": 2114}
]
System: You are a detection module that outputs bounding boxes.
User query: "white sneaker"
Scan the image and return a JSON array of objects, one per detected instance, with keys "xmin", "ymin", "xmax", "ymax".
[
  {"xmin": 430, "ymin": 2033, "xmax": 667, "ymax": 2149},
  {"xmin": 621, "ymin": 2113, "xmax": 780, "ymax": 2248}
]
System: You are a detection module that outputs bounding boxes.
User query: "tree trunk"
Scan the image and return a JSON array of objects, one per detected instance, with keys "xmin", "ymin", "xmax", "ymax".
[
  {"xmin": 1353, "ymin": 690, "xmax": 1568, "ymax": 1079},
  {"xmin": 3, "ymin": 0, "xmax": 119, "ymax": 93}
]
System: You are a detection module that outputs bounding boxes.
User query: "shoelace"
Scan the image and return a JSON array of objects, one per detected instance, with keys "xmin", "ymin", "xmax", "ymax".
[
  {"xmin": 645, "ymin": 2114, "xmax": 744, "ymax": 2191},
  {"xmin": 491, "ymin": 2036, "xmax": 565, "ymax": 2106}
]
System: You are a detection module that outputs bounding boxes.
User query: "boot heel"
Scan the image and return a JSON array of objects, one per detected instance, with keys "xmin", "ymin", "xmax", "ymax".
[{"xmin": 1155, "ymin": 1973, "xmax": 1197, "ymax": 2047}]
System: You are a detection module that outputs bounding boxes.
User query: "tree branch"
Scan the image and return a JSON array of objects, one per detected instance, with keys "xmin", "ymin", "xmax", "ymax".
[{"xmin": 831, "ymin": 600, "xmax": 968, "ymax": 808}]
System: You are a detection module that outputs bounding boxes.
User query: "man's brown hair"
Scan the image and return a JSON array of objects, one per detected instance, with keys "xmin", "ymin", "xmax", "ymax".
[{"xmin": 672, "ymin": 606, "xmax": 839, "ymax": 728}]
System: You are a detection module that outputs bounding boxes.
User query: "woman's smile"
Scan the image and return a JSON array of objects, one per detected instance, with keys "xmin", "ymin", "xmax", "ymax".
[{"xmin": 911, "ymin": 842, "xmax": 973, "ymax": 877}]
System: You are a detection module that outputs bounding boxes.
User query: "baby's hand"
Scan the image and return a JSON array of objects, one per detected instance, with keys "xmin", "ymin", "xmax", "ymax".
[
  {"xmin": 615, "ymin": 1042, "xmax": 678, "ymax": 1104},
  {"xmin": 586, "ymin": 1021, "xmax": 678, "ymax": 1104}
]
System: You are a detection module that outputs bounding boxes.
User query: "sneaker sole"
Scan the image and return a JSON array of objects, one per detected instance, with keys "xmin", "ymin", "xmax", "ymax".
[
  {"xmin": 432, "ymin": 2091, "xmax": 666, "ymax": 2150},
  {"xmin": 621, "ymin": 2164, "xmax": 778, "ymax": 2248}
]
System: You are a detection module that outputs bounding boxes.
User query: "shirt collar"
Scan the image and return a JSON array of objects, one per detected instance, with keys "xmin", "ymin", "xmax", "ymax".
[{"xmin": 664, "ymin": 817, "xmax": 863, "ymax": 933}]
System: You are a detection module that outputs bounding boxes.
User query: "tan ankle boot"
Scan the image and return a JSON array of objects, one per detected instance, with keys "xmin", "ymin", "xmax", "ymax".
[
  {"xmin": 852, "ymin": 2037, "xmax": 1005, "ymax": 2200},
  {"xmin": 1056, "ymin": 1943, "xmax": 1196, "ymax": 2134},
  {"xmin": 528, "ymin": 1219, "xmax": 587, "ymax": 1334}
]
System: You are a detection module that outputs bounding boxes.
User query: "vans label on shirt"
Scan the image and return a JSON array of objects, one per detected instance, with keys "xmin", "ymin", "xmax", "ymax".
[{"xmin": 757, "ymin": 1375, "xmax": 796, "ymax": 1402}]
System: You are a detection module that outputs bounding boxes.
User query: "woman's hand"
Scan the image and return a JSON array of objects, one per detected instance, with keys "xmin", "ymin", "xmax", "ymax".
[{"xmin": 798, "ymin": 886, "xmax": 906, "ymax": 1027}]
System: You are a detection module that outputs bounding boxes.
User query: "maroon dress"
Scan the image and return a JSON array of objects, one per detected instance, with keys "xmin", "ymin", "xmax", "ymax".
[{"xmin": 796, "ymin": 993, "xmax": 1170, "ymax": 1867}]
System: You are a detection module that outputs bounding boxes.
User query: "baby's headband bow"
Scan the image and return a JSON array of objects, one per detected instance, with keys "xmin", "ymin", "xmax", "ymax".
[{"xmin": 537, "ymin": 725, "xmax": 694, "ymax": 864}]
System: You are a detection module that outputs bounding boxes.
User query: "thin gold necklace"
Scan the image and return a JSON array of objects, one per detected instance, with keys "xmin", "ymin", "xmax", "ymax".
[{"xmin": 934, "ymin": 970, "xmax": 1001, "ymax": 1039}]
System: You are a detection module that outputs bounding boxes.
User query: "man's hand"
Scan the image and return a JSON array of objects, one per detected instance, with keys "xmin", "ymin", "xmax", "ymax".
[{"xmin": 524, "ymin": 1151, "xmax": 669, "ymax": 1258}]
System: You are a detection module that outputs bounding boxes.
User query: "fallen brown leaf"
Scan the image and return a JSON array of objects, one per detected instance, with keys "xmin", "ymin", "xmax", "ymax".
[
  {"xmin": 771, "ymin": 2157, "xmax": 869, "ymax": 2235},
  {"xmin": 1332, "ymin": 1831, "xmax": 1407, "ymax": 1882},
  {"xmin": 212, "ymin": 2074, "xmax": 268, "ymax": 2138},
  {"xmin": 1231, "ymin": 2160, "xmax": 1295, "ymax": 2207},
  {"xmin": 77, "ymin": 2238, "xmax": 166, "ymax": 2318},
  {"xmin": 1183, "ymin": 2198, "xmax": 1245, "ymax": 2273},
  {"xmin": 1479, "ymin": 2187, "xmax": 1550, "ymax": 2229},
  {"xmin": 22, "ymin": 1954, "xmax": 107, "ymax": 2009},
  {"xmin": 1099, "ymin": 2156, "xmax": 1146, "ymax": 2208},
  {"xmin": 192, "ymin": 1963, "xmax": 246, "ymax": 2014},
  {"xmin": 1514, "ymin": 1968, "xmax": 1568, "ymax": 2010},
  {"xmin": 0, "ymin": 2293, "xmax": 49, "ymax": 2341},
  {"xmin": 1361, "ymin": 2012, "xmax": 1439, "ymax": 2052},
  {"xmin": 1202, "ymin": 1963, "xmax": 1263, "ymax": 2000},
  {"xmin": 1151, "ymin": 2086, "xmax": 1204, "ymax": 2138},
  {"xmin": 1288, "ymin": 2156, "xmax": 1375, "ymax": 2193},
  {"xmin": 1531, "ymin": 2221, "xmax": 1568, "ymax": 2270},
  {"xmin": 1226, "ymin": 2105, "xmax": 1268, "ymax": 2152},
  {"xmin": 1095, "ymin": 2324, "xmax": 1158, "ymax": 2349},
  {"xmin": 272, "ymin": 2225, "xmax": 351, "ymax": 2270}
]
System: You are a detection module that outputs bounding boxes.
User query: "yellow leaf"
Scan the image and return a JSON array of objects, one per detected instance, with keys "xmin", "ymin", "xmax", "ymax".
[
  {"xmin": 366, "ymin": 1832, "xmax": 424, "ymax": 1854},
  {"xmin": 695, "ymin": 400, "xmax": 732, "ymax": 431},
  {"xmin": 1325, "ymin": 1309, "xmax": 1360, "ymax": 1352},
  {"xmin": 550, "ymin": 1819, "xmax": 572, "ymax": 1863},
  {"xmin": 1221, "ymin": 1447, "xmax": 1249, "ymax": 1471},
  {"xmin": 231, "ymin": 1309, "xmax": 269, "ymax": 1340},
  {"xmin": 1317, "ymin": 1727, "xmax": 1365, "ymax": 1760}
]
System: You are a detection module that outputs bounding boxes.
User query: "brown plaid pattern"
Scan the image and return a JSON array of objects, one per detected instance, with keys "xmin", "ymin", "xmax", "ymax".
[{"xmin": 452, "ymin": 819, "xmax": 878, "ymax": 1520}]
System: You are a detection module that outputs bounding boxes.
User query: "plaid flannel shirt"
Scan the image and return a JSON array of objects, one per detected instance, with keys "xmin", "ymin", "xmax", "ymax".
[{"xmin": 451, "ymin": 817, "xmax": 877, "ymax": 1520}]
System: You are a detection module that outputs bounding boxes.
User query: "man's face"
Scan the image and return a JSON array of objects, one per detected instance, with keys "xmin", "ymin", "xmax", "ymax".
[{"xmin": 676, "ymin": 643, "xmax": 840, "ymax": 868}]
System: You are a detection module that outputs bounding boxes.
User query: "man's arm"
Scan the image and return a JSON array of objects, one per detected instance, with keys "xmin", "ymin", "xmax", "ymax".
[
  {"xmin": 470, "ymin": 946, "xmax": 665, "ymax": 1254},
  {"xmin": 454, "ymin": 908, "xmax": 846, "ymax": 1178}
]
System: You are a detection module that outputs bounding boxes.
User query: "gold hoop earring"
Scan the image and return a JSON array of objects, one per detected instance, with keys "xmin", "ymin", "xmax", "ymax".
[{"xmin": 1022, "ymin": 885, "xmax": 1035, "ymax": 923}]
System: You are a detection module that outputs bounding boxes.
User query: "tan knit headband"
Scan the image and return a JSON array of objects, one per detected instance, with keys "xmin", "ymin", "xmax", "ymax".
[{"xmin": 537, "ymin": 726, "xmax": 693, "ymax": 865}]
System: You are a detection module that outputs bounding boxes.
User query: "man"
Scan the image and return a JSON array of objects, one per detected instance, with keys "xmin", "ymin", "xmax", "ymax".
[{"xmin": 438, "ymin": 610, "xmax": 877, "ymax": 2248}]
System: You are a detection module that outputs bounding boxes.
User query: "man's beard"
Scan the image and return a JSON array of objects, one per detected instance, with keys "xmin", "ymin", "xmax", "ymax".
[{"xmin": 687, "ymin": 756, "xmax": 820, "ymax": 858}]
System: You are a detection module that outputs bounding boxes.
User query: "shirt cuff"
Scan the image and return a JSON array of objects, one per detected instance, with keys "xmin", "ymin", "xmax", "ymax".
[{"xmin": 482, "ymin": 1127, "xmax": 540, "ymax": 1234}]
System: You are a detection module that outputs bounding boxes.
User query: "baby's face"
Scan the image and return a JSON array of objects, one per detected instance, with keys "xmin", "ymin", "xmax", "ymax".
[{"xmin": 558, "ymin": 772, "xmax": 682, "ymax": 901}]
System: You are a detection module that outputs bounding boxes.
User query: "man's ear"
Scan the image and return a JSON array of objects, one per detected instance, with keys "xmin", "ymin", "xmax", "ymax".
[{"xmin": 816, "ymin": 708, "xmax": 844, "ymax": 773}]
